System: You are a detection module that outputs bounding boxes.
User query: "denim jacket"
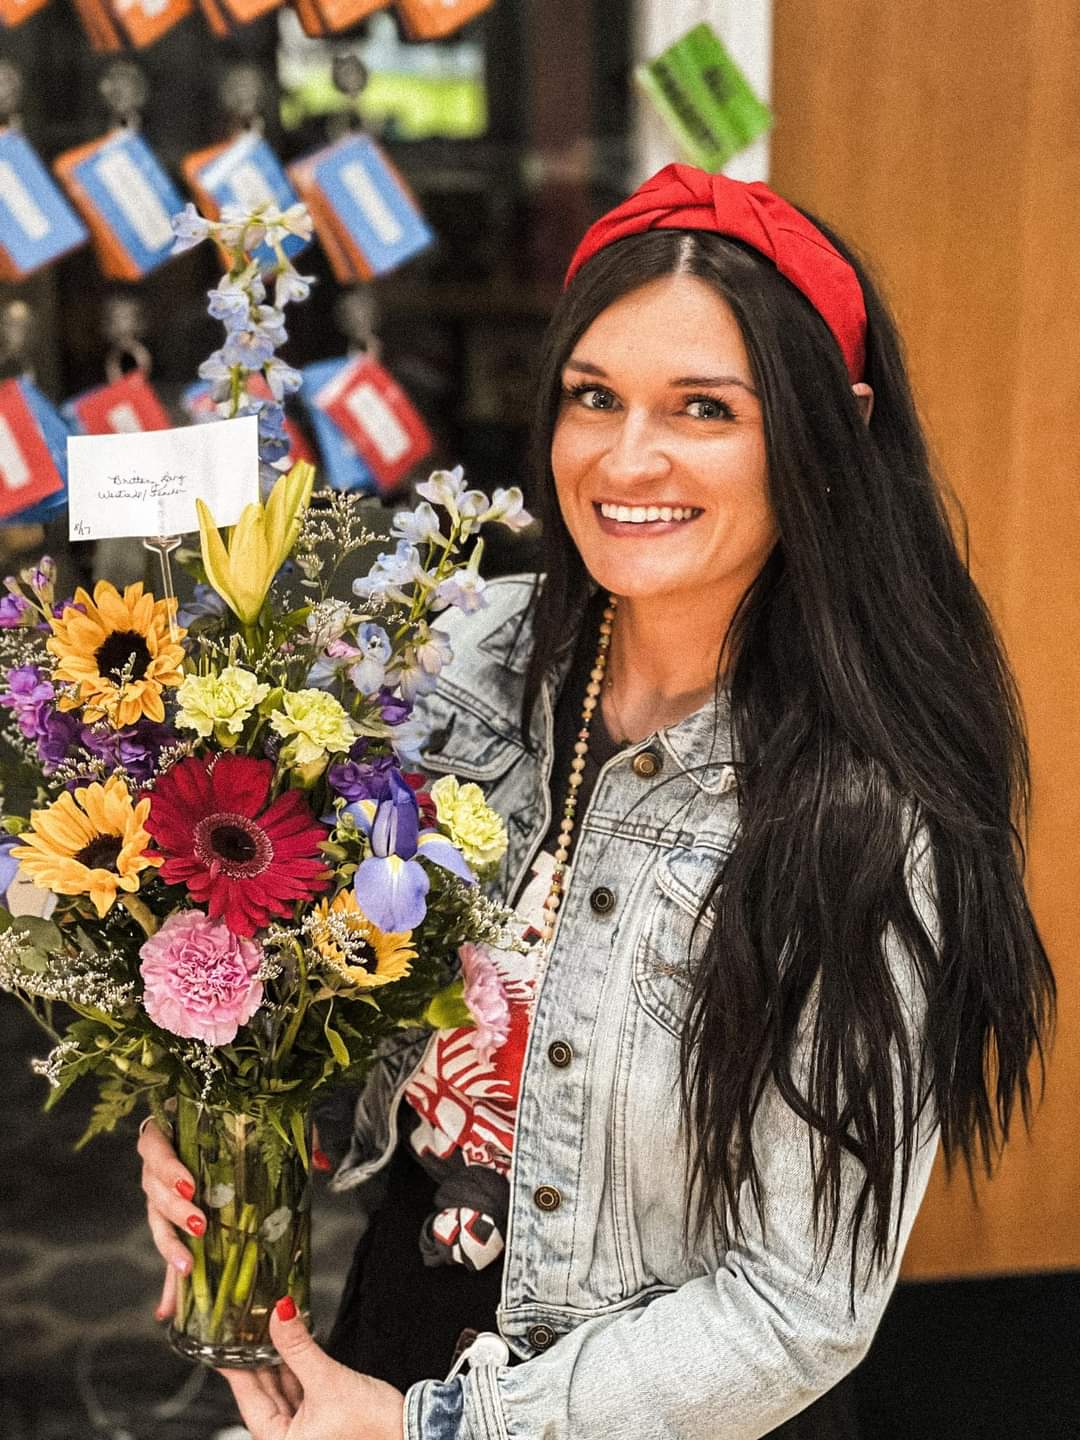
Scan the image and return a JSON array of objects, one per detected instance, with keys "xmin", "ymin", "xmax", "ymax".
[{"xmin": 329, "ymin": 576, "xmax": 940, "ymax": 1439}]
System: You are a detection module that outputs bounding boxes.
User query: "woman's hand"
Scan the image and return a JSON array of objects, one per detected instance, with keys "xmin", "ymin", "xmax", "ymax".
[
  {"xmin": 137, "ymin": 1118, "xmax": 332, "ymax": 1320},
  {"xmin": 220, "ymin": 1300, "xmax": 405, "ymax": 1440},
  {"xmin": 136, "ymin": 1117, "xmax": 203, "ymax": 1321}
]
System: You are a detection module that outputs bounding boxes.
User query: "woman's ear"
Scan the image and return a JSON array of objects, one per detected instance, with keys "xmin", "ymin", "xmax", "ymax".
[{"xmin": 852, "ymin": 382, "xmax": 874, "ymax": 425}]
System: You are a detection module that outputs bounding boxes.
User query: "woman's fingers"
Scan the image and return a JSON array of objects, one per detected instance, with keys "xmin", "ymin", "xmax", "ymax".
[
  {"xmin": 220, "ymin": 1369, "xmax": 291, "ymax": 1440},
  {"xmin": 137, "ymin": 1118, "xmax": 197, "ymax": 1201},
  {"xmin": 278, "ymin": 1362, "xmax": 304, "ymax": 1412},
  {"xmin": 146, "ymin": 1200, "xmax": 195, "ymax": 1276},
  {"xmin": 142, "ymin": 1169, "xmax": 206, "ymax": 1237},
  {"xmin": 253, "ymin": 1363, "xmax": 299, "ymax": 1418},
  {"xmin": 155, "ymin": 1264, "xmax": 177, "ymax": 1321}
]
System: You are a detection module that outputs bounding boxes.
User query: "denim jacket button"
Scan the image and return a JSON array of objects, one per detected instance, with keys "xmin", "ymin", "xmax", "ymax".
[
  {"xmin": 527, "ymin": 1323, "xmax": 556, "ymax": 1351},
  {"xmin": 589, "ymin": 886, "xmax": 616, "ymax": 915},
  {"xmin": 534, "ymin": 1184, "xmax": 562, "ymax": 1212},
  {"xmin": 547, "ymin": 1040, "xmax": 573, "ymax": 1068},
  {"xmin": 631, "ymin": 749, "xmax": 662, "ymax": 778}
]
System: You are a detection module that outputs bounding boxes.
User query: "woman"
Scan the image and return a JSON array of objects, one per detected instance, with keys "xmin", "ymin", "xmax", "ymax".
[{"xmin": 138, "ymin": 165, "xmax": 1053, "ymax": 1439}]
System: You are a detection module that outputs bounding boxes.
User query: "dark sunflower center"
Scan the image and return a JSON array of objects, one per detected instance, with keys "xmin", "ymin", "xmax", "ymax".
[
  {"xmin": 96, "ymin": 630, "xmax": 152, "ymax": 683},
  {"xmin": 211, "ymin": 824, "xmax": 258, "ymax": 864},
  {"xmin": 192, "ymin": 812, "xmax": 273, "ymax": 878},
  {"xmin": 351, "ymin": 940, "xmax": 378, "ymax": 973},
  {"xmin": 76, "ymin": 835, "xmax": 122, "ymax": 871}
]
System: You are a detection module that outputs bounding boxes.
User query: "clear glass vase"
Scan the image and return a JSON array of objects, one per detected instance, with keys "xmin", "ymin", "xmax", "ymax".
[{"xmin": 168, "ymin": 1095, "xmax": 312, "ymax": 1369}]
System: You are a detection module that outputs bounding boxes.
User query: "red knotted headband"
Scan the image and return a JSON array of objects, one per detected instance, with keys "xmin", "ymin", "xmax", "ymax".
[{"xmin": 564, "ymin": 163, "xmax": 867, "ymax": 384}]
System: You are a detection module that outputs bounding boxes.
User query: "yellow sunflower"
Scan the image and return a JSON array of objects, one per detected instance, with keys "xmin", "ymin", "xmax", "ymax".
[
  {"xmin": 312, "ymin": 890, "xmax": 415, "ymax": 989},
  {"xmin": 48, "ymin": 581, "xmax": 186, "ymax": 726},
  {"xmin": 13, "ymin": 775, "xmax": 161, "ymax": 918}
]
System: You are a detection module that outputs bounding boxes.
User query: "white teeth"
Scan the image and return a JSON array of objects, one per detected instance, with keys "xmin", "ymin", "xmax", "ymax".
[{"xmin": 599, "ymin": 503, "xmax": 699, "ymax": 524}]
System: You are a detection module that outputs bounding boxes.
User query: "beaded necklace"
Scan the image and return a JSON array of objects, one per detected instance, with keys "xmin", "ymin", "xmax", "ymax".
[{"xmin": 538, "ymin": 594, "xmax": 617, "ymax": 945}]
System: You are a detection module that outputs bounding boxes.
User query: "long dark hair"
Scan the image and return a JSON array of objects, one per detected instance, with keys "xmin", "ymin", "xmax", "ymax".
[{"xmin": 521, "ymin": 225, "xmax": 1054, "ymax": 1285}]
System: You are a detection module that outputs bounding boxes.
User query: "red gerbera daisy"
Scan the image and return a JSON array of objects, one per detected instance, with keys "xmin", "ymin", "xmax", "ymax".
[{"xmin": 145, "ymin": 753, "xmax": 331, "ymax": 936}]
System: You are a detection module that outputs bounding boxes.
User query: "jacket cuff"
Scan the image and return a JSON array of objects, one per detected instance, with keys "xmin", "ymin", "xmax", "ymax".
[{"xmin": 404, "ymin": 1367, "xmax": 510, "ymax": 1440}]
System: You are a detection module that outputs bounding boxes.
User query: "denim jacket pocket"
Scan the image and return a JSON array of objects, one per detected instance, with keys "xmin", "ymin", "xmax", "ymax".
[
  {"xmin": 633, "ymin": 847, "xmax": 722, "ymax": 1038},
  {"xmin": 419, "ymin": 682, "xmax": 524, "ymax": 782}
]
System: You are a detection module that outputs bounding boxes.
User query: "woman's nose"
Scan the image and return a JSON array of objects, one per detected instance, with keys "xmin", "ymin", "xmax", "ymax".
[{"xmin": 596, "ymin": 410, "xmax": 672, "ymax": 486}]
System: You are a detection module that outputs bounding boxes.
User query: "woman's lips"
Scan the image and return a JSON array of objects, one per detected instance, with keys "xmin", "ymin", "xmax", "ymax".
[{"xmin": 593, "ymin": 501, "xmax": 703, "ymax": 537}]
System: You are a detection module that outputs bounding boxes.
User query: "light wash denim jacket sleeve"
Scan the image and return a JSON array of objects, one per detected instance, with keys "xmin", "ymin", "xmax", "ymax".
[{"xmin": 329, "ymin": 577, "xmax": 941, "ymax": 1440}]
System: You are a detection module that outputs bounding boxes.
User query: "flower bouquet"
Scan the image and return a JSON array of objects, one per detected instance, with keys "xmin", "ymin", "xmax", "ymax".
[{"xmin": 0, "ymin": 200, "xmax": 532, "ymax": 1369}]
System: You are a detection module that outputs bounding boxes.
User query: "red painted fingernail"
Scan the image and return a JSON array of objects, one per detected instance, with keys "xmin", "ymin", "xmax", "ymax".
[
  {"xmin": 186, "ymin": 1214, "xmax": 205, "ymax": 1236},
  {"xmin": 154, "ymin": 1307, "xmax": 168, "ymax": 1323},
  {"xmin": 275, "ymin": 1296, "xmax": 297, "ymax": 1322},
  {"xmin": 312, "ymin": 1147, "xmax": 331, "ymax": 1172},
  {"xmin": 175, "ymin": 1178, "xmax": 195, "ymax": 1201}
]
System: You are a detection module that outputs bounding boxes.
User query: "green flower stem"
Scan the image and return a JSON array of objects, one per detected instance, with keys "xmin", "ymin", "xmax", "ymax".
[
  {"xmin": 120, "ymin": 893, "xmax": 159, "ymax": 938},
  {"xmin": 189, "ymin": 1233, "xmax": 211, "ymax": 1315},
  {"xmin": 209, "ymin": 1201, "xmax": 255, "ymax": 1338}
]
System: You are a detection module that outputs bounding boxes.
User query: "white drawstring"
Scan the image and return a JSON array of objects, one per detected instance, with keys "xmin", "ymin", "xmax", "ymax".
[{"xmin": 443, "ymin": 1331, "xmax": 511, "ymax": 1383}]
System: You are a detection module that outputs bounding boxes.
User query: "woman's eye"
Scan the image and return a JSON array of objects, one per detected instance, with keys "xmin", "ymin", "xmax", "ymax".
[
  {"xmin": 565, "ymin": 384, "xmax": 616, "ymax": 411},
  {"xmin": 685, "ymin": 397, "xmax": 731, "ymax": 420}
]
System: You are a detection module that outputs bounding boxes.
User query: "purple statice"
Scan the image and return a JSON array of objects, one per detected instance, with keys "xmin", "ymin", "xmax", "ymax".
[
  {"xmin": 80, "ymin": 720, "xmax": 180, "ymax": 784},
  {"xmin": 0, "ymin": 666, "xmax": 54, "ymax": 739},
  {"xmin": 327, "ymin": 747, "xmax": 403, "ymax": 805},
  {"xmin": 0, "ymin": 593, "xmax": 30, "ymax": 628},
  {"xmin": 37, "ymin": 710, "xmax": 81, "ymax": 771}
]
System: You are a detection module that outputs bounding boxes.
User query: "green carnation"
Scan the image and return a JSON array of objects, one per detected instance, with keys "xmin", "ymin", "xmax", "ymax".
[
  {"xmin": 269, "ymin": 688, "xmax": 355, "ymax": 767},
  {"xmin": 430, "ymin": 775, "xmax": 508, "ymax": 872},
  {"xmin": 176, "ymin": 667, "xmax": 270, "ymax": 743}
]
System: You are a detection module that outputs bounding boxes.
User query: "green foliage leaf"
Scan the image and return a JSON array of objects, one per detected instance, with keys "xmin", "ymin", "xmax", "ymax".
[
  {"xmin": 76, "ymin": 1086, "xmax": 138, "ymax": 1149},
  {"xmin": 324, "ymin": 1021, "xmax": 349, "ymax": 1067},
  {"xmin": 288, "ymin": 1107, "xmax": 309, "ymax": 1171},
  {"xmin": 422, "ymin": 978, "xmax": 473, "ymax": 1031},
  {"xmin": 258, "ymin": 1122, "xmax": 287, "ymax": 1191}
]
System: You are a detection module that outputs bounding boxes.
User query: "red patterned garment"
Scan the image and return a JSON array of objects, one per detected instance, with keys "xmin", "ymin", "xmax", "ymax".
[{"xmin": 403, "ymin": 853, "xmax": 554, "ymax": 1269}]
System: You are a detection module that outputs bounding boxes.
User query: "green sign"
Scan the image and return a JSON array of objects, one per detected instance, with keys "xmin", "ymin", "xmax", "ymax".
[{"xmin": 636, "ymin": 22, "xmax": 773, "ymax": 172}]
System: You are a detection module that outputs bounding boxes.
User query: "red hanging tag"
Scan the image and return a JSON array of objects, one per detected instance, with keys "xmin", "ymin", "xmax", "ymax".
[
  {"xmin": 0, "ymin": 379, "xmax": 65, "ymax": 520},
  {"xmin": 315, "ymin": 355, "xmax": 432, "ymax": 496},
  {"xmin": 69, "ymin": 371, "xmax": 172, "ymax": 435}
]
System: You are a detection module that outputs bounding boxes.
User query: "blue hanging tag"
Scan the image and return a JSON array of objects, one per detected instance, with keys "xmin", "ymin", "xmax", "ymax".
[
  {"xmin": 0, "ymin": 378, "xmax": 70, "ymax": 525},
  {"xmin": 184, "ymin": 132, "xmax": 310, "ymax": 268},
  {"xmin": 60, "ymin": 130, "xmax": 185, "ymax": 278},
  {"xmin": 0, "ymin": 130, "xmax": 88, "ymax": 279},
  {"xmin": 291, "ymin": 134, "xmax": 433, "ymax": 281},
  {"xmin": 299, "ymin": 357, "xmax": 376, "ymax": 495}
]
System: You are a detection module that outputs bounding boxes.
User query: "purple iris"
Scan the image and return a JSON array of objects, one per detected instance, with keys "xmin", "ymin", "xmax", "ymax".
[
  {"xmin": 80, "ymin": 720, "xmax": 179, "ymax": 784},
  {"xmin": 0, "ymin": 593, "xmax": 30, "ymax": 628},
  {"xmin": 347, "ymin": 771, "xmax": 474, "ymax": 932},
  {"xmin": 0, "ymin": 666, "xmax": 55, "ymax": 739},
  {"xmin": 0, "ymin": 835, "xmax": 21, "ymax": 902}
]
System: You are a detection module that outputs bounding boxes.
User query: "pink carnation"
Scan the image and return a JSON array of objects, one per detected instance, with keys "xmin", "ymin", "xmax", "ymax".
[
  {"xmin": 139, "ymin": 911, "xmax": 263, "ymax": 1046},
  {"xmin": 460, "ymin": 942, "xmax": 510, "ymax": 1064}
]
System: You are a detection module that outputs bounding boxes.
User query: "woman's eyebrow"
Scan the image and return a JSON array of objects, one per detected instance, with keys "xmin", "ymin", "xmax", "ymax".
[{"xmin": 563, "ymin": 358, "xmax": 757, "ymax": 397}]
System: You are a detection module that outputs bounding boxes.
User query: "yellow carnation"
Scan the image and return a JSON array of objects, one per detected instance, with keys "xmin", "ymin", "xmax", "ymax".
[
  {"xmin": 176, "ymin": 666, "xmax": 270, "ymax": 743},
  {"xmin": 269, "ymin": 688, "xmax": 355, "ymax": 767},
  {"xmin": 430, "ymin": 775, "xmax": 508, "ymax": 871}
]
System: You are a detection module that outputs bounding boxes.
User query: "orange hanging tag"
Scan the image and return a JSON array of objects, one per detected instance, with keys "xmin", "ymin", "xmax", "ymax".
[
  {"xmin": 108, "ymin": 0, "xmax": 192, "ymax": 48},
  {"xmin": 0, "ymin": 0, "xmax": 51, "ymax": 26},
  {"xmin": 311, "ymin": 0, "xmax": 387, "ymax": 33},
  {"xmin": 394, "ymin": 0, "xmax": 494, "ymax": 41}
]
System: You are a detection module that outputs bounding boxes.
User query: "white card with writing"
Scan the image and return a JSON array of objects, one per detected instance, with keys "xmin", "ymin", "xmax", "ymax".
[{"xmin": 66, "ymin": 416, "xmax": 260, "ymax": 541}]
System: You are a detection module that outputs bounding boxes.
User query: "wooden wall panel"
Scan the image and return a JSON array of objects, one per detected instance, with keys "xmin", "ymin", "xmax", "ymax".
[{"xmin": 771, "ymin": 0, "xmax": 1080, "ymax": 1277}]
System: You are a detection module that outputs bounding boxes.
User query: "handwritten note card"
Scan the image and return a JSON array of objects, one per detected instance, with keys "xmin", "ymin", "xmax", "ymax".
[{"xmin": 66, "ymin": 416, "xmax": 260, "ymax": 541}]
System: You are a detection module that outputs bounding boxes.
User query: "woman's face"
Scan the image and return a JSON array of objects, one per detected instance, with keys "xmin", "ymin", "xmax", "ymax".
[{"xmin": 551, "ymin": 274, "xmax": 776, "ymax": 610}]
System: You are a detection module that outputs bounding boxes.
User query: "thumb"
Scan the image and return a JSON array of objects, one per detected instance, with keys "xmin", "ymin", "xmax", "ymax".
[{"xmin": 269, "ymin": 1296, "xmax": 328, "ymax": 1383}]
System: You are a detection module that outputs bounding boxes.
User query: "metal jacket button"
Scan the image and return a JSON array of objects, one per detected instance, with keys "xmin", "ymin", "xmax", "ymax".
[
  {"xmin": 547, "ymin": 1040, "xmax": 573, "ymax": 1068},
  {"xmin": 527, "ymin": 1323, "xmax": 556, "ymax": 1351},
  {"xmin": 631, "ymin": 749, "xmax": 662, "ymax": 778},
  {"xmin": 534, "ymin": 1184, "xmax": 562, "ymax": 1212},
  {"xmin": 589, "ymin": 886, "xmax": 615, "ymax": 915}
]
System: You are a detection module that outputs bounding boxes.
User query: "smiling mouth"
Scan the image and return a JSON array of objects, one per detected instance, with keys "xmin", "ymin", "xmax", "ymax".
[{"xmin": 595, "ymin": 502, "xmax": 704, "ymax": 525}]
